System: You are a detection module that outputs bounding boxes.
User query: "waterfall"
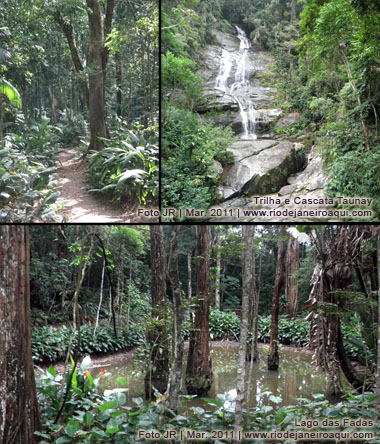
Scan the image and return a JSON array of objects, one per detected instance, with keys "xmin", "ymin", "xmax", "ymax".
[
  {"xmin": 215, "ymin": 49, "xmax": 233, "ymax": 91},
  {"xmin": 215, "ymin": 25, "xmax": 257, "ymax": 140}
]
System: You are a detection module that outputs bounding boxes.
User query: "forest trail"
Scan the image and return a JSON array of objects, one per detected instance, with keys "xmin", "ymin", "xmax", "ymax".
[{"xmin": 56, "ymin": 149, "xmax": 149, "ymax": 223}]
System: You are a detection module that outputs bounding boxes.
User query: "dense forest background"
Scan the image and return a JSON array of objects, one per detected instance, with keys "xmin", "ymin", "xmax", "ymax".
[
  {"xmin": 29, "ymin": 225, "xmax": 312, "ymax": 331},
  {"xmin": 0, "ymin": 0, "xmax": 158, "ymax": 221},
  {"xmin": 162, "ymin": 0, "xmax": 380, "ymax": 218}
]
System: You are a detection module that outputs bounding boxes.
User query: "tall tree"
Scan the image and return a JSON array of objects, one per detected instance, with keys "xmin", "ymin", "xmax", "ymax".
[
  {"xmin": 86, "ymin": 0, "xmax": 112, "ymax": 150},
  {"xmin": 250, "ymin": 251, "xmax": 262, "ymax": 365},
  {"xmin": 0, "ymin": 225, "xmax": 41, "ymax": 444},
  {"xmin": 186, "ymin": 225, "xmax": 213, "ymax": 395},
  {"xmin": 305, "ymin": 226, "xmax": 371, "ymax": 395},
  {"xmin": 55, "ymin": 0, "xmax": 115, "ymax": 150},
  {"xmin": 286, "ymin": 237, "xmax": 299, "ymax": 318},
  {"xmin": 167, "ymin": 226, "xmax": 184, "ymax": 412},
  {"xmin": 215, "ymin": 232, "xmax": 222, "ymax": 310},
  {"xmin": 267, "ymin": 225, "xmax": 287, "ymax": 371},
  {"xmin": 145, "ymin": 226, "xmax": 169, "ymax": 400},
  {"xmin": 233, "ymin": 225, "xmax": 254, "ymax": 443},
  {"xmin": 214, "ymin": 229, "xmax": 222, "ymax": 310},
  {"xmin": 376, "ymin": 228, "xmax": 380, "ymax": 417}
]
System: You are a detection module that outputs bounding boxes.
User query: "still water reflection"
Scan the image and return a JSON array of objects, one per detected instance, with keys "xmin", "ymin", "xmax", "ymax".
[{"xmin": 95, "ymin": 343, "xmax": 331, "ymax": 409}]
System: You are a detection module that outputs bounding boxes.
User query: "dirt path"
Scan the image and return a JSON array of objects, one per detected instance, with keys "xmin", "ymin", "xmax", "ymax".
[{"xmin": 56, "ymin": 149, "xmax": 158, "ymax": 223}]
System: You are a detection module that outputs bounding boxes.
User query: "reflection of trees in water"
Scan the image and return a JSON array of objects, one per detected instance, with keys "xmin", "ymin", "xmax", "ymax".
[
  {"xmin": 214, "ymin": 371, "xmax": 219, "ymax": 394},
  {"xmin": 283, "ymin": 372, "xmax": 297, "ymax": 405},
  {"xmin": 96, "ymin": 344, "xmax": 328, "ymax": 408}
]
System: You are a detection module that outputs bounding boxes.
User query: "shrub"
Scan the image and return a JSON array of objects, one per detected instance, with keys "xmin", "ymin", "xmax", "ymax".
[
  {"xmin": 32, "ymin": 324, "xmax": 145, "ymax": 364},
  {"xmin": 36, "ymin": 370, "xmax": 380, "ymax": 444},
  {"xmin": 89, "ymin": 128, "xmax": 158, "ymax": 205},
  {"xmin": 162, "ymin": 106, "xmax": 235, "ymax": 214},
  {"xmin": 0, "ymin": 131, "xmax": 60, "ymax": 221},
  {"xmin": 209, "ymin": 309, "xmax": 240, "ymax": 340},
  {"xmin": 258, "ymin": 315, "xmax": 310, "ymax": 346}
]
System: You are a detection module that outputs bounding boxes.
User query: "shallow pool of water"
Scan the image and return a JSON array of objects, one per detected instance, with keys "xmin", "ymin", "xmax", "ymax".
[{"xmin": 94, "ymin": 343, "xmax": 332, "ymax": 408}]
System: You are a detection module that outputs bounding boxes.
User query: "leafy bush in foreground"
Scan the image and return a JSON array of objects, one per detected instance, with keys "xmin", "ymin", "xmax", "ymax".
[
  {"xmin": 36, "ymin": 356, "xmax": 380, "ymax": 444},
  {"xmin": 89, "ymin": 128, "xmax": 158, "ymax": 205}
]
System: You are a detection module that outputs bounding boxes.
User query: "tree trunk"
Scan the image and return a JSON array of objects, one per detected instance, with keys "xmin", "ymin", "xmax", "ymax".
[
  {"xmin": 93, "ymin": 258, "xmax": 105, "ymax": 337},
  {"xmin": 233, "ymin": 225, "xmax": 254, "ymax": 443},
  {"xmin": 252, "ymin": 254, "xmax": 262, "ymax": 361},
  {"xmin": 0, "ymin": 93, "xmax": 3, "ymax": 140},
  {"xmin": 247, "ymin": 241, "xmax": 259, "ymax": 408},
  {"xmin": 115, "ymin": 52, "xmax": 123, "ymax": 117},
  {"xmin": 87, "ymin": 0, "xmax": 110, "ymax": 151},
  {"xmin": 215, "ymin": 232, "xmax": 222, "ymax": 310},
  {"xmin": 376, "ymin": 230, "xmax": 380, "ymax": 417},
  {"xmin": 326, "ymin": 313, "xmax": 344, "ymax": 396},
  {"xmin": 0, "ymin": 226, "xmax": 41, "ymax": 444},
  {"xmin": 186, "ymin": 226, "xmax": 213, "ymax": 396},
  {"xmin": 286, "ymin": 238, "xmax": 299, "ymax": 319},
  {"xmin": 187, "ymin": 247, "xmax": 194, "ymax": 299},
  {"xmin": 56, "ymin": 0, "xmax": 114, "ymax": 150},
  {"xmin": 145, "ymin": 226, "xmax": 169, "ymax": 400},
  {"xmin": 167, "ymin": 227, "xmax": 184, "ymax": 412},
  {"xmin": 268, "ymin": 225, "xmax": 287, "ymax": 371},
  {"xmin": 54, "ymin": 12, "xmax": 90, "ymax": 108}
]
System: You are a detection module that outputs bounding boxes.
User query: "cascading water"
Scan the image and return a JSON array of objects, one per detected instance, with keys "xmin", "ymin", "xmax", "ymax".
[{"xmin": 215, "ymin": 25, "xmax": 257, "ymax": 140}]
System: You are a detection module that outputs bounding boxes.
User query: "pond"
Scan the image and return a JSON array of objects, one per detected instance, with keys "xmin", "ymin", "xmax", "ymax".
[{"xmin": 91, "ymin": 342, "xmax": 337, "ymax": 409}]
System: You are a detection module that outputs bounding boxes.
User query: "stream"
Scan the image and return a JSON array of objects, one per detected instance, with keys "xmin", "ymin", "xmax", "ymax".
[
  {"xmin": 92, "ymin": 343, "xmax": 335, "ymax": 410},
  {"xmin": 215, "ymin": 25, "xmax": 259, "ymax": 140}
]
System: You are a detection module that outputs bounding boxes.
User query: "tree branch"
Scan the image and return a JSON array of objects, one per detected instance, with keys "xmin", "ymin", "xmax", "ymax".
[
  {"xmin": 54, "ymin": 11, "xmax": 89, "ymax": 108},
  {"xmin": 103, "ymin": 0, "xmax": 115, "ymax": 70}
]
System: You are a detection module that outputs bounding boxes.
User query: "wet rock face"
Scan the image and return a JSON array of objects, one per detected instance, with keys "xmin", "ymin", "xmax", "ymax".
[
  {"xmin": 196, "ymin": 24, "xmax": 329, "ymax": 216},
  {"xmin": 209, "ymin": 147, "xmax": 330, "ymax": 222},
  {"xmin": 216, "ymin": 140, "xmax": 306, "ymax": 200}
]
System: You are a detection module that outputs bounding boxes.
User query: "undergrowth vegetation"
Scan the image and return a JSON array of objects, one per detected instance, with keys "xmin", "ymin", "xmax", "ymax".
[
  {"xmin": 162, "ymin": 107, "xmax": 234, "ymax": 215},
  {"xmin": 31, "ymin": 310, "xmax": 368, "ymax": 366},
  {"xmin": 0, "ymin": 119, "xmax": 62, "ymax": 221},
  {"xmin": 270, "ymin": 0, "xmax": 380, "ymax": 219},
  {"xmin": 32, "ymin": 324, "xmax": 145, "ymax": 364},
  {"xmin": 88, "ymin": 123, "xmax": 158, "ymax": 205},
  {"xmin": 35, "ymin": 355, "xmax": 380, "ymax": 443}
]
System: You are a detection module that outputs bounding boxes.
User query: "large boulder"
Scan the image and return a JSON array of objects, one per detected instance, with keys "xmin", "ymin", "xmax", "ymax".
[{"xmin": 216, "ymin": 140, "xmax": 306, "ymax": 200}]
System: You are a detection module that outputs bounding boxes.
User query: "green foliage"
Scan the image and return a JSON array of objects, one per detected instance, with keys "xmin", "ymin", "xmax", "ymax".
[
  {"xmin": 341, "ymin": 322, "xmax": 375, "ymax": 365},
  {"xmin": 0, "ymin": 78, "xmax": 21, "ymax": 107},
  {"xmin": 0, "ymin": 129, "xmax": 60, "ymax": 221},
  {"xmin": 89, "ymin": 127, "xmax": 158, "ymax": 205},
  {"xmin": 32, "ymin": 324, "xmax": 145, "ymax": 364},
  {"xmin": 162, "ymin": 51, "xmax": 202, "ymax": 107},
  {"xmin": 162, "ymin": 106, "xmax": 235, "ymax": 213},
  {"xmin": 209, "ymin": 309, "xmax": 240, "ymax": 340},
  {"xmin": 56, "ymin": 112, "xmax": 89, "ymax": 146},
  {"xmin": 258, "ymin": 315, "xmax": 310, "ymax": 346},
  {"xmin": 258, "ymin": 315, "xmax": 370, "ymax": 362},
  {"xmin": 36, "ymin": 372, "xmax": 380, "ymax": 444},
  {"xmin": 272, "ymin": 0, "xmax": 380, "ymax": 219},
  {"xmin": 317, "ymin": 120, "xmax": 380, "ymax": 218}
]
